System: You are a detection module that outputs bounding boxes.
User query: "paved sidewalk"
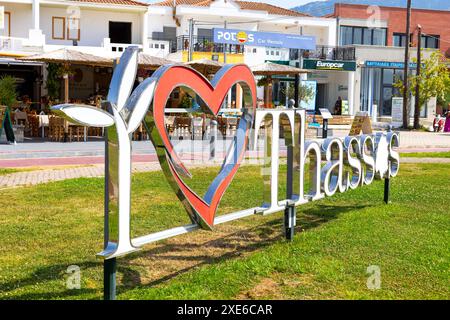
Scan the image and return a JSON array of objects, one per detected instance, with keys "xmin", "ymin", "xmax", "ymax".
[
  {"xmin": 1, "ymin": 156, "xmax": 449, "ymax": 189},
  {"xmin": 400, "ymin": 157, "xmax": 450, "ymax": 163},
  {"xmin": 0, "ymin": 163, "xmax": 160, "ymax": 189}
]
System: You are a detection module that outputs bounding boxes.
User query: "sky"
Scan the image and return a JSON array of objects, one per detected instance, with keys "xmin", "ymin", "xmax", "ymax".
[{"xmin": 144, "ymin": 0, "xmax": 321, "ymax": 9}]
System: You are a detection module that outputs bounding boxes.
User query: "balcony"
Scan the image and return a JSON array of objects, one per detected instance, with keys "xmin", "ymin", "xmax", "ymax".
[
  {"xmin": 0, "ymin": 36, "xmax": 43, "ymax": 55},
  {"xmin": 177, "ymin": 35, "xmax": 244, "ymax": 54},
  {"xmin": 148, "ymin": 35, "xmax": 245, "ymax": 55},
  {"xmin": 300, "ymin": 45, "xmax": 356, "ymax": 61}
]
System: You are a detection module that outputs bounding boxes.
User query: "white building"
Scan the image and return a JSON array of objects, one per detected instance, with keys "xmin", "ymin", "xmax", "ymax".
[
  {"xmin": 0, "ymin": 0, "xmax": 342, "ymax": 108},
  {"xmin": 0, "ymin": 0, "xmax": 148, "ymax": 57}
]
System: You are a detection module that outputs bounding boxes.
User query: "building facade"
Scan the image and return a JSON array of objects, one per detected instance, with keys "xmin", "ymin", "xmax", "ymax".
[
  {"xmin": 0, "ymin": 0, "xmax": 149, "ymax": 102},
  {"xmin": 327, "ymin": 3, "xmax": 448, "ymax": 124},
  {"xmin": 0, "ymin": 0, "xmax": 340, "ymax": 107}
]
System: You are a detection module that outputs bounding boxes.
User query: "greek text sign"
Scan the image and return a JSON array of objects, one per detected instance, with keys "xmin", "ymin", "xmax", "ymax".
[
  {"xmin": 365, "ymin": 61, "xmax": 419, "ymax": 69},
  {"xmin": 213, "ymin": 28, "xmax": 316, "ymax": 50},
  {"xmin": 52, "ymin": 47, "xmax": 400, "ymax": 261}
]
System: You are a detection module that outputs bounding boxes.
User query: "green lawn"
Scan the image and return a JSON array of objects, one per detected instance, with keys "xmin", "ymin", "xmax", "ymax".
[
  {"xmin": 0, "ymin": 163, "xmax": 448, "ymax": 300},
  {"xmin": 0, "ymin": 168, "xmax": 17, "ymax": 176},
  {"xmin": 401, "ymin": 151, "xmax": 450, "ymax": 158}
]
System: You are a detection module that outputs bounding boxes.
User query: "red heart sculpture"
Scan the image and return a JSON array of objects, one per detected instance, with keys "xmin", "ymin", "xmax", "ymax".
[{"xmin": 149, "ymin": 64, "xmax": 256, "ymax": 229}]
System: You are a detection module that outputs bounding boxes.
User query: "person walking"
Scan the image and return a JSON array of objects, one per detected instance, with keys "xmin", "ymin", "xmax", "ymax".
[
  {"xmin": 444, "ymin": 110, "xmax": 450, "ymax": 132},
  {"xmin": 334, "ymin": 96, "xmax": 342, "ymax": 115}
]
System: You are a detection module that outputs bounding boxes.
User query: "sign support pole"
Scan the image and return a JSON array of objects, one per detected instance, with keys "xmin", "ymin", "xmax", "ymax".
[
  {"xmin": 322, "ymin": 119, "xmax": 328, "ymax": 139},
  {"xmin": 384, "ymin": 125, "xmax": 392, "ymax": 204},
  {"xmin": 104, "ymin": 258, "xmax": 117, "ymax": 300},
  {"xmin": 103, "ymin": 127, "xmax": 117, "ymax": 300},
  {"xmin": 284, "ymin": 144, "xmax": 296, "ymax": 241},
  {"xmin": 384, "ymin": 178, "xmax": 390, "ymax": 204}
]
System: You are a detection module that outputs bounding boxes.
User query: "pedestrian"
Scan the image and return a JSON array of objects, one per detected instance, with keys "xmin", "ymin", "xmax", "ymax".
[
  {"xmin": 288, "ymin": 98, "xmax": 296, "ymax": 109},
  {"xmin": 334, "ymin": 96, "xmax": 342, "ymax": 115},
  {"xmin": 444, "ymin": 110, "xmax": 450, "ymax": 132}
]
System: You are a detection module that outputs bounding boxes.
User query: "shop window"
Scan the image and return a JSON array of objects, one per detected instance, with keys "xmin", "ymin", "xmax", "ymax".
[
  {"xmin": 421, "ymin": 34, "xmax": 439, "ymax": 49},
  {"xmin": 52, "ymin": 17, "xmax": 65, "ymax": 40},
  {"xmin": 372, "ymin": 28, "xmax": 386, "ymax": 45},
  {"xmin": 393, "ymin": 33, "xmax": 405, "ymax": 47},
  {"xmin": 353, "ymin": 27, "xmax": 363, "ymax": 45},
  {"xmin": 340, "ymin": 26, "xmax": 353, "ymax": 45},
  {"xmin": 340, "ymin": 25, "xmax": 386, "ymax": 46},
  {"xmin": 383, "ymin": 69, "xmax": 394, "ymax": 85}
]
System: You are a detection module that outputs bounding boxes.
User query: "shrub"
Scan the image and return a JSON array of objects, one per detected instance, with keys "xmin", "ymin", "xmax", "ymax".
[{"xmin": 0, "ymin": 75, "xmax": 17, "ymax": 107}]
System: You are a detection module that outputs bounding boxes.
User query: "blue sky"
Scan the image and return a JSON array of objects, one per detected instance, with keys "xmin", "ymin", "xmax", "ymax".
[{"xmin": 144, "ymin": 0, "xmax": 318, "ymax": 9}]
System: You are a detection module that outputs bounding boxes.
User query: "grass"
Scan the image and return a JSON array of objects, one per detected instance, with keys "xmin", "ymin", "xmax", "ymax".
[
  {"xmin": 401, "ymin": 151, "xmax": 450, "ymax": 158},
  {"xmin": 0, "ymin": 163, "xmax": 448, "ymax": 300},
  {"xmin": 0, "ymin": 168, "xmax": 17, "ymax": 176}
]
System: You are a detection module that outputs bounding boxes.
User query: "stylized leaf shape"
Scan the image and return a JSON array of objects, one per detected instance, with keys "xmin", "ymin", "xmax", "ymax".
[
  {"xmin": 107, "ymin": 46, "xmax": 139, "ymax": 112},
  {"xmin": 51, "ymin": 104, "xmax": 115, "ymax": 127},
  {"xmin": 124, "ymin": 77, "xmax": 157, "ymax": 134}
]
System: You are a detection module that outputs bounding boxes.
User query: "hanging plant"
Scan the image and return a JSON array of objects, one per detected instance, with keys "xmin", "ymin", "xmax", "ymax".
[
  {"xmin": 257, "ymin": 76, "xmax": 271, "ymax": 87},
  {"xmin": 46, "ymin": 63, "xmax": 74, "ymax": 101},
  {"xmin": 0, "ymin": 75, "xmax": 18, "ymax": 107}
]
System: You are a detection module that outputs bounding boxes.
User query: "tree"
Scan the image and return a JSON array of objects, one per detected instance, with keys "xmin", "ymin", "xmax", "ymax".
[
  {"xmin": 394, "ymin": 51, "xmax": 450, "ymax": 129},
  {"xmin": 0, "ymin": 75, "xmax": 17, "ymax": 107},
  {"xmin": 281, "ymin": 81, "xmax": 315, "ymax": 108}
]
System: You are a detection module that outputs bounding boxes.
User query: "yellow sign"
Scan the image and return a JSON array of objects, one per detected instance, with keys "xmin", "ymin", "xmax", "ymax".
[
  {"xmin": 236, "ymin": 31, "xmax": 247, "ymax": 44},
  {"xmin": 349, "ymin": 112, "xmax": 373, "ymax": 136}
]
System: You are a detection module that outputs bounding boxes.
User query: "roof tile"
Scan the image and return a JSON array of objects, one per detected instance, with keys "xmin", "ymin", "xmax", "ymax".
[
  {"xmin": 71, "ymin": 0, "xmax": 149, "ymax": 7},
  {"xmin": 152, "ymin": 0, "xmax": 309, "ymax": 17}
]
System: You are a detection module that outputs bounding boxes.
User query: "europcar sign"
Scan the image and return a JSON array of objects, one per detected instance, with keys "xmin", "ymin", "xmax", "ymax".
[
  {"xmin": 52, "ymin": 47, "xmax": 400, "ymax": 299},
  {"xmin": 303, "ymin": 59, "xmax": 357, "ymax": 71},
  {"xmin": 213, "ymin": 28, "xmax": 316, "ymax": 50}
]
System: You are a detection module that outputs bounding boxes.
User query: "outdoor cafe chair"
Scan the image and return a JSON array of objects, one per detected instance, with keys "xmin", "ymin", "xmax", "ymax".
[
  {"xmin": 191, "ymin": 117, "xmax": 203, "ymax": 140},
  {"xmin": 49, "ymin": 116, "xmax": 65, "ymax": 142},
  {"xmin": 173, "ymin": 116, "xmax": 192, "ymax": 139}
]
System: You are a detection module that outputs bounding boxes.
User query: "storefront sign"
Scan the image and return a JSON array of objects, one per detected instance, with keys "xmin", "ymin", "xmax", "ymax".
[
  {"xmin": 51, "ymin": 47, "xmax": 400, "ymax": 298},
  {"xmin": 365, "ymin": 61, "xmax": 418, "ymax": 69},
  {"xmin": 391, "ymin": 97, "xmax": 403, "ymax": 123},
  {"xmin": 303, "ymin": 59, "xmax": 356, "ymax": 71},
  {"xmin": 213, "ymin": 28, "xmax": 315, "ymax": 50}
]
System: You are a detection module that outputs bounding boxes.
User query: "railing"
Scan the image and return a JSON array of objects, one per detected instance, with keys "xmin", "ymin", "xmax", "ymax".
[
  {"xmin": 177, "ymin": 35, "xmax": 244, "ymax": 54},
  {"xmin": 0, "ymin": 36, "xmax": 26, "ymax": 52},
  {"xmin": 300, "ymin": 45, "xmax": 356, "ymax": 61},
  {"xmin": 110, "ymin": 43, "xmax": 143, "ymax": 53},
  {"xmin": 102, "ymin": 38, "xmax": 143, "ymax": 55}
]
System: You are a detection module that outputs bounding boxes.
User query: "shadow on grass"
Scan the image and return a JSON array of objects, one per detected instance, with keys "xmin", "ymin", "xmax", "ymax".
[
  {"xmin": 118, "ymin": 203, "xmax": 368, "ymax": 294},
  {"xmin": 0, "ymin": 203, "xmax": 368, "ymax": 300}
]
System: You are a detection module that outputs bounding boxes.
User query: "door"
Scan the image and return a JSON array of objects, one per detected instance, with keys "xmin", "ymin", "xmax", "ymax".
[
  {"xmin": 316, "ymin": 83, "xmax": 326, "ymax": 114},
  {"xmin": 109, "ymin": 21, "xmax": 131, "ymax": 44}
]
